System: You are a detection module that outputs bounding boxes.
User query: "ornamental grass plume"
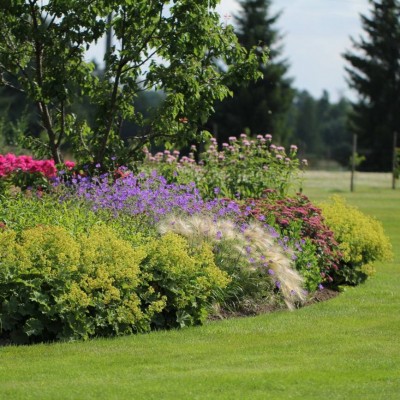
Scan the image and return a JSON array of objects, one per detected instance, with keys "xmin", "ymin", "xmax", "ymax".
[{"xmin": 158, "ymin": 214, "xmax": 306, "ymax": 309}]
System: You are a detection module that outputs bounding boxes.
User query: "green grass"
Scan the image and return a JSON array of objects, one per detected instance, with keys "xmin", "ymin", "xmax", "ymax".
[{"xmin": 1, "ymin": 172, "xmax": 400, "ymax": 399}]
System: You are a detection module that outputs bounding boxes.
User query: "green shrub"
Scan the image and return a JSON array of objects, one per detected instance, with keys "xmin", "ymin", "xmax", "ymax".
[
  {"xmin": 141, "ymin": 232, "xmax": 231, "ymax": 328},
  {"xmin": 0, "ymin": 223, "xmax": 232, "ymax": 343},
  {"xmin": 241, "ymin": 193, "xmax": 342, "ymax": 291},
  {"xmin": 0, "ymin": 225, "xmax": 157, "ymax": 344},
  {"xmin": 158, "ymin": 215, "xmax": 306, "ymax": 311},
  {"xmin": 140, "ymin": 135, "xmax": 305, "ymax": 200},
  {"xmin": 319, "ymin": 196, "xmax": 393, "ymax": 285},
  {"xmin": 0, "ymin": 191, "xmax": 152, "ymax": 244}
]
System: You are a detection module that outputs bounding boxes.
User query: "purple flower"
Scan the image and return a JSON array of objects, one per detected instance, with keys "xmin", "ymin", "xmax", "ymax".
[
  {"xmin": 268, "ymin": 269, "xmax": 275, "ymax": 276},
  {"xmin": 61, "ymin": 170, "xmax": 242, "ymax": 227}
]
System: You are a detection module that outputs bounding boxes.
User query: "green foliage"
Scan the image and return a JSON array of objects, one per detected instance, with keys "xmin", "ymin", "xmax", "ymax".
[
  {"xmin": 0, "ymin": 192, "xmax": 233, "ymax": 343},
  {"xmin": 0, "ymin": 191, "xmax": 154, "ymax": 242},
  {"xmin": 0, "ymin": 192, "xmax": 101, "ymax": 235},
  {"xmin": 142, "ymin": 232, "xmax": 230, "ymax": 328},
  {"xmin": 343, "ymin": 0, "xmax": 400, "ymax": 171},
  {"xmin": 158, "ymin": 215, "xmax": 305, "ymax": 312},
  {"xmin": 0, "ymin": 225, "xmax": 152, "ymax": 343},
  {"xmin": 0, "ymin": 223, "xmax": 231, "ymax": 343},
  {"xmin": 286, "ymin": 90, "xmax": 352, "ymax": 167},
  {"xmin": 0, "ymin": 0, "xmax": 264, "ymax": 165},
  {"xmin": 243, "ymin": 193, "xmax": 342, "ymax": 291},
  {"xmin": 320, "ymin": 195, "xmax": 393, "ymax": 285},
  {"xmin": 141, "ymin": 135, "xmax": 303, "ymax": 199}
]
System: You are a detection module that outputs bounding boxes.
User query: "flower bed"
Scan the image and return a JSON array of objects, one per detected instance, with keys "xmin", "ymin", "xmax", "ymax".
[{"xmin": 0, "ymin": 146, "xmax": 393, "ymax": 344}]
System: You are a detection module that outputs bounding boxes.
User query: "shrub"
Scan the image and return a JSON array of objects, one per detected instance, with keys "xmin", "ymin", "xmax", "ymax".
[
  {"xmin": 241, "ymin": 192, "xmax": 342, "ymax": 291},
  {"xmin": 141, "ymin": 232, "xmax": 230, "ymax": 328},
  {"xmin": 0, "ymin": 225, "xmax": 157, "ymax": 344},
  {"xmin": 0, "ymin": 221, "xmax": 233, "ymax": 343},
  {"xmin": 0, "ymin": 190, "xmax": 152, "ymax": 246},
  {"xmin": 0, "ymin": 153, "xmax": 74, "ymax": 194},
  {"xmin": 319, "ymin": 196, "xmax": 393, "ymax": 285},
  {"xmin": 158, "ymin": 214, "xmax": 306, "ymax": 310},
  {"xmin": 140, "ymin": 135, "xmax": 306, "ymax": 199}
]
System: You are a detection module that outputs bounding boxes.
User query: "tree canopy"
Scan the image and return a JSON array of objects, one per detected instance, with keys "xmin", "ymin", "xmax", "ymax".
[{"xmin": 0, "ymin": 0, "xmax": 264, "ymax": 166}]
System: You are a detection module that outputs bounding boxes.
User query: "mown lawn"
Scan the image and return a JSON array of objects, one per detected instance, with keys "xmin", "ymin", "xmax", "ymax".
[{"xmin": 1, "ymin": 172, "xmax": 399, "ymax": 400}]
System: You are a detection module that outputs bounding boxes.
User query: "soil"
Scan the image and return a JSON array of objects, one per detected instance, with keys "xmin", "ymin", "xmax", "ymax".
[
  {"xmin": 208, "ymin": 288, "xmax": 341, "ymax": 321},
  {"xmin": 304, "ymin": 288, "xmax": 340, "ymax": 305}
]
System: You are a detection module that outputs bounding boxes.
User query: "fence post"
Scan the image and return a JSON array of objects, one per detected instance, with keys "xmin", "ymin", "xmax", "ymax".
[
  {"xmin": 393, "ymin": 131, "xmax": 398, "ymax": 190},
  {"xmin": 351, "ymin": 133, "xmax": 357, "ymax": 192}
]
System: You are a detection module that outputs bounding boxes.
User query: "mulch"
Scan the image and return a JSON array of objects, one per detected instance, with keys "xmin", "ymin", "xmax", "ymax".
[
  {"xmin": 208, "ymin": 288, "xmax": 341, "ymax": 321},
  {"xmin": 304, "ymin": 288, "xmax": 340, "ymax": 305}
]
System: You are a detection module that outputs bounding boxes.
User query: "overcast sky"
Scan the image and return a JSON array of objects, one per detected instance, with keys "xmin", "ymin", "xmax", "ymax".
[{"xmin": 215, "ymin": 0, "xmax": 371, "ymax": 102}]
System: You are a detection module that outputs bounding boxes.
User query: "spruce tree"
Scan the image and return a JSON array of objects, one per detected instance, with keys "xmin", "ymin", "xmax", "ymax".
[
  {"xmin": 343, "ymin": 0, "xmax": 400, "ymax": 171},
  {"xmin": 209, "ymin": 0, "xmax": 294, "ymax": 144}
]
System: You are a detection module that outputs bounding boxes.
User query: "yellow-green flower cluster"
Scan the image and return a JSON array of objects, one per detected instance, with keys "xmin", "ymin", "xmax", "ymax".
[{"xmin": 320, "ymin": 196, "xmax": 393, "ymax": 283}]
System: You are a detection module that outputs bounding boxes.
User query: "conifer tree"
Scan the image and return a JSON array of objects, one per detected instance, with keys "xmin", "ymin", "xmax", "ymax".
[
  {"xmin": 343, "ymin": 0, "xmax": 400, "ymax": 171},
  {"xmin": 209, "ymin": 0, "xmax": 294, "ymax": 144}
]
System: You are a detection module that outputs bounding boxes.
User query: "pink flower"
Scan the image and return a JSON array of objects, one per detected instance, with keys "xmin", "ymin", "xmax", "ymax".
[{"xmin": 64, "ymin": 161, "xmax": 75, "ymax": 170}]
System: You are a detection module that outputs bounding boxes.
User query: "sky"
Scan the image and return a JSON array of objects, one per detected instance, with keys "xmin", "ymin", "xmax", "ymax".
[
  {"xmin": 86, "ymin": 0, "xmax": 372, "ymax": 102},
  {"xmin": 215, "ymin": 0, "xmax": 371, "ymax": 102}
]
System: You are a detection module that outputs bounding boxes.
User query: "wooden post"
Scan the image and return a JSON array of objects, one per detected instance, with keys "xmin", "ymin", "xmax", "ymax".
[
  {"xmin": 351, "ymin": 133, "xmax": 357, "ymax": 192},
  {"xmin": 393, "ymin": 131, "xmax": 398, "ymax": 190}
]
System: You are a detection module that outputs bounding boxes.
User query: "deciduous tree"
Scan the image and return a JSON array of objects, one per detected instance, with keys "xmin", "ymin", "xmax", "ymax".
[{"xmin": 0, "ymin": 0, "xmax": 264, "ymax": 166}]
